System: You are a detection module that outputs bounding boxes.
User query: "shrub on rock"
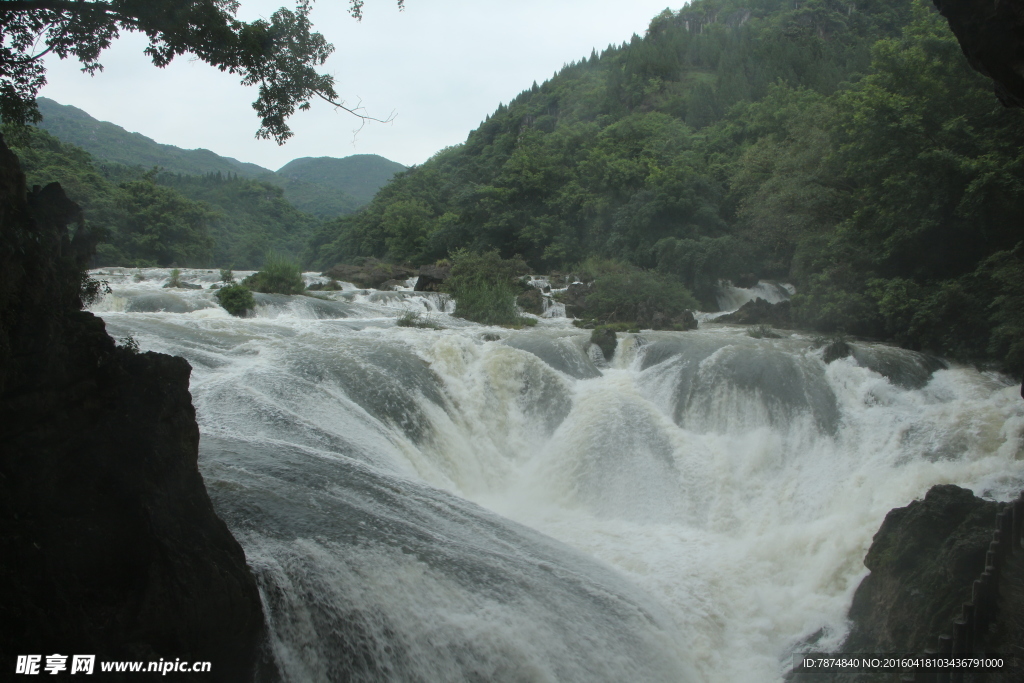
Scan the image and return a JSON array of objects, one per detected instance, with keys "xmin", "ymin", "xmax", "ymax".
[
  {"xmin": 215, "ymin": 283, "xmax": 256, "ymax": 317},
  {"xmin": 568, "ymin": 257, "xmax": 700, "ymax": 330},
  {"xmin": 446, "ymin": 249, "xmax": 533, "ymax": 327},
  {"xmin": 590, "ymin": 327, "xmax": 618, "ymax": 360},
  {"xmin": 244, "ymin": 252, "xmax": 305, "ymax": 295}
]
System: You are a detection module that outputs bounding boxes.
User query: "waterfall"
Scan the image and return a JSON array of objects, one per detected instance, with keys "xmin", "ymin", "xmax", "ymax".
[
  {"xmin": 715, "ymin": 280, "xmax": 794, "ymax": 313},
  {"xmin": 88, "ymin": 268, "xmax": 1024, "ymax": 683}
]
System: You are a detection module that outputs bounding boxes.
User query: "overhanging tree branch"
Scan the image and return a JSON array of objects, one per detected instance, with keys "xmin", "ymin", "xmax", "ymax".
[{"xmin": 0, "ymin": 0, "xmax": 405, "ymax": 143}]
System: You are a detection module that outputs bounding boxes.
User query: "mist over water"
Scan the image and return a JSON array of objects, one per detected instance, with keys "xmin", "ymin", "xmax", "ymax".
[{"xmin": 89, "ymin": 268, "xmax": 1024, "ymax": 683}]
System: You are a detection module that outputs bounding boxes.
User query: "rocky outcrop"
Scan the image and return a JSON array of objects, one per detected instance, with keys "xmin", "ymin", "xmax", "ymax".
[
  {"xmin": 324, "ymin": 259, "xmax": 414, "ymax": 289},
  {"xmin": 589, "ymin": 327, "xmax": 617, "ymax": 360},
  {"xmin": 413, "ymin": 263, "xmax": 451, "ymax": 292},
  {"xmin": 933, "ymin": 0, "xmax": 1024, "ymax": 107},
  {"xmin": 822, "ymin": 337, "xmax": 852, "ymax": 364},
  {"xmin": 842, "ymin": 485, "xmax": 1001, "ymax": 654},
  {"xmin": 636, "ymin": 304, "xmax": 698, "ymax": 331},
  {"xmin": 561, "ymin": 280, "xmax": 697, "ymax": 330},
  {"xmin": 516, "ymin": 286, "xmax": 544, "ymax": 315},
  {"xmin": 560, "ymin": 282, "xmax": 592, "ymax": 319},
  {"xmin": 717, "ymin": 297, "xmax": 792, "ymax": 326},
  {"xmin": 0, "ymin": 136, "xmax": 265, "ymax": 679}
]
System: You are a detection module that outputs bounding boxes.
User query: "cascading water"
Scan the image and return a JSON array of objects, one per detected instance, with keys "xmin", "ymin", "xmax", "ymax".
[
  {"xmin": 715, "ymin": 280, "xmax": 795, "ymax": 314},
  {"xmin": 88, "ymin": 267, "xmax": 1024, "ymax": 683}
]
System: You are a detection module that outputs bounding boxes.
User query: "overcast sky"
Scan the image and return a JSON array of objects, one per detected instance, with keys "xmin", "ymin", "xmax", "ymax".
[{"xmin": 39, "ymin": 1, "xmax": 679, "ymax": 171}]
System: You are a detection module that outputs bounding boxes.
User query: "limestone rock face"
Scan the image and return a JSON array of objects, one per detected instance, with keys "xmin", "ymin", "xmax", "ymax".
[
  {"xmin": 414, "ymin": 263, "xmax": 451, "ymax": 292},
  {"xmin": 842, "ymin": 485, "xmax": 1000, "ymax": 654},
  {"xmin": 933, "ymin": 0, "xmax": 1024, "ymax": 107},
  {"xmin": 0, "ymin": 135, "xmax": 266, "ymax": 680}
]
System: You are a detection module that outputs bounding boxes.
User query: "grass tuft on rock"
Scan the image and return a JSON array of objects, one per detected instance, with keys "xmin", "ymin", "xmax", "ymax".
[
  {"xmin": 243, "ymin": 252, "xmax": 305, "ymax": 295},
  {"xmin": 396, "ymin": 311, "xmax": 444, "ymax": 329}
]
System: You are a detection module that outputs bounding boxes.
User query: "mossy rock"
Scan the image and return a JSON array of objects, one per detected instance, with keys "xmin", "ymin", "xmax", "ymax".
[
  {"xmin": 215, "ymin": 283, "xmax": 256, "ymax": 317},
  {"xmin": 590, "ymin": 327, "xmax": 618, "ymax": 360},
  {"xmin": 516, "ymin": 287, "xmax": 544, "ymax": 315},
  {"xmin": 823, "ymin": 338, "xmax": 852, "ymax": 363}
]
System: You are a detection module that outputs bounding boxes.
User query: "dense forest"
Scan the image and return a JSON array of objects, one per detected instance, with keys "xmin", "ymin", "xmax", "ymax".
[
  {"xmin": 8, "ymin": 126, "xmax": 321, "ymax": 268},
  {"xmin": 307, "ymin": 0, "xmax": 1024, "ymax": 372},
  {"xmin": 27, "ymin": 97, "xmax": 408, "ymax": 219}
]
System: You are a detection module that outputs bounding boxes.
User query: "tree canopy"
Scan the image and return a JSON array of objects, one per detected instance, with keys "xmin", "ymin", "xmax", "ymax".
[
  {"xmin": 0, "ymin": 0, "xmax": 403, "ymax": 143},
  {"xmin": 308, "ymin": 0, "xmax": 1024, "ymax": 373}
]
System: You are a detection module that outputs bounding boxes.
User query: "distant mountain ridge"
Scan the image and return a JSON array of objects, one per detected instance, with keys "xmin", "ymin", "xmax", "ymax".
[
  {"xmin": 278, "ymin": 155, "xmax": 407, "ymax": 206},
  {"xmin": 34, "ymin": 98, "xmax": 406, "ymax": 216}
]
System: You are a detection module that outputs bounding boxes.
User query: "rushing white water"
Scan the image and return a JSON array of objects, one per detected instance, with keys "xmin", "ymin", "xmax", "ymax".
[
  {"xmin": 88, "ymin": 267, "xmax": 1024, "ymax": 683},
  {"xmin": 715, "ymin": 280, "xmax": 795, "ymax": 314}
]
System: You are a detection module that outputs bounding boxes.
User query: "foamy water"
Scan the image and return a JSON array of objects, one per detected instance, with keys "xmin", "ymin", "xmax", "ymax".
[{"xmin": 87, "ymin": 267, "xmax": 1024, "ymax": 683}]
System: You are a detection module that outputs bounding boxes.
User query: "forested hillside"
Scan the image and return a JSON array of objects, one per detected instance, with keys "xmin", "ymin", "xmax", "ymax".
[
  {"xmin": 34, "ymin": 98, "xmax": 406, "ymax": 217},
  {"xmin": 278, "ymin": 155, "xmax": 408, "ymax": 206},
  {"xmin": 36, "ymin": 98, "xmax": 271, "ymax": 178},
  {"xmin": 308, "ymin": 0, "xmax": 1024, "ymax": 372},
  {"xmin": 10, "ymin": 126, "xmax": 320, "ymax": 268}
]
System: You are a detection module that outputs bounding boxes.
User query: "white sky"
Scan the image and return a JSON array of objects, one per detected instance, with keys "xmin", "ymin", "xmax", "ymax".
[{"xmin": 39, "ymin": 1, "xmax": 679, "ymax": 171}]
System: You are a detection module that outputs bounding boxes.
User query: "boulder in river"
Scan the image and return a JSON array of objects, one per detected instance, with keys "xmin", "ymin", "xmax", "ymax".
[
  {"xmin": 590, "ymin": 327, "xmax": 618, "ymax": 361},
  {"xmin": 325, "ymin": 259, "xmax": 414, "ymax": 289},
  {"xmin": 717, "ymin": 297, "xmax": 792, "ymax": 326},
  {"xmin": 414, "ymin": 263, "xmax": 452, "ymax": 292},
  {"xmin": 517, "ymin": 287, "xmax": 544, "ymax": 315},
  {"xmin": 561, "ymin": 282, "xmax": 592, "ymax": 319}
]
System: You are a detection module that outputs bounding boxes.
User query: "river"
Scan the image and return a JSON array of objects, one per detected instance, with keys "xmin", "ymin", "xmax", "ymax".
[{"xmin": 87, "ymin": 267, "xmax": 1024, "ymax": 683}]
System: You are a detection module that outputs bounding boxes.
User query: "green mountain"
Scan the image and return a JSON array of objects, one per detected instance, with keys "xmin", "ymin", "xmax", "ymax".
[
  {"xmin": 10, "ymin": 125, "xmax": 321, "ymax": 269},
  {"xmin": 36, "ymin": 97, "xmax": 271, "ymax": 178},
  {"xmin": 277, "ymin": 155, "xmax": 407, "ymax": 205},
  {"xmin": 34, "ymin": 97, "xmax": 406, "ymax": 217},
  {"xmin": 309, "ymin": 0, "xmax": 917, "ymax": 274},
  {"xmin": 308, "ymin": 0, "xmax": 1024, "ymax": 373}
]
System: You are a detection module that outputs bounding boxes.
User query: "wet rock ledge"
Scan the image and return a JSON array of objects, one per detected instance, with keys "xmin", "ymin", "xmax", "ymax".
[
  {"xmin": 843, "ymin": 485, "xmax": 1002, "ymax": 654},
  {"xmin": 828, "ymin": 484, "xmax": 1023, "ymax": 682},
  {"xmin": 0, "ymin": 135, "xmax": 265, "ymax": 679}
]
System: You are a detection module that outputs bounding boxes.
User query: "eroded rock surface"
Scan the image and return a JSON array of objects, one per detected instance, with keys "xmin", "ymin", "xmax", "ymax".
[
  {"xmin": 843, "ymin": 485, "xmax": 1000, "ymax": 654},
  {"xmin": 0, "ymin": 135, "xmax": 266, "ymax": 680}
]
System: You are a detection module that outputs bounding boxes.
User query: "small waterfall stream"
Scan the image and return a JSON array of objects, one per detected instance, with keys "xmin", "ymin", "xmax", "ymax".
[{"xmin": 88, "ymin": 268, "xmax": 1024, "ymax": 683}]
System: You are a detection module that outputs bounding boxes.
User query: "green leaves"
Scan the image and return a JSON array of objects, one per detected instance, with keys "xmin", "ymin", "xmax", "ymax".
[
  {"xmin": 0, "ymin": 0, "xmax": 404, "ymax": 143},
  {"xmin": 117, "ymin": 176, "xmax": 215, "ymax": 266},
  {"xmin": 215, "ymin": 282, "xmax": 256, "ymax": 317},
  {"xmin": 444, "ymin": 249, "xmax": 532, "ymax": 327},
  {"xmin": 242, "ymin": 251, "xmax": 305, "ymax": 294}
]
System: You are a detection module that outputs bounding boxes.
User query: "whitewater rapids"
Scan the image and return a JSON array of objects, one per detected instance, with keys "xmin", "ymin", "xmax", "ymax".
[{"xmin": 88, "ymin": 268, "xmax": 1024, "ymax": 683}]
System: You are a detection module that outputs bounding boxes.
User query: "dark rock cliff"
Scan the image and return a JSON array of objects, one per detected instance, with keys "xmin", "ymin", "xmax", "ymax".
[
  {"xmin": 842, "ymin": 484, "xmax": 1000, "ymax": 653},
  {"xmin": 933, "ymin": 0, "xmax": 1024, "ymax": 107},
  {"xmin": 0, "ymin": 135, "xmax": 266, "ymax": 679}
]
